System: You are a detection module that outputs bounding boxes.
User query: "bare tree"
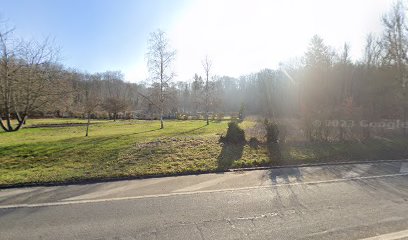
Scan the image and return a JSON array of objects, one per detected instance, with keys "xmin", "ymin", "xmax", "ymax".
[
  {"xmin": 202, "ymin": 56, "xmax": 212, "ymax": 125},
  {"xmin": 146, "ymin": 29, "xmax": 176, "ymax": 129},
  {"xmin": 83, "ymin": 78, "xmax": 100, "ymax": 137},
  {"xmin": 102, "ymin": 97, "xmax": 127, "ymax": 121},
  {"xmin": 191, "ymin": 73, "xmax": 203, "ymax": 113},
  {"xmin": 381, "ymin": 0, "xmax": 408, "ymax": 135},
  {"xmin": 99, "ymin": 71, "xmax": 128, "ymax": 121},
  {"xmin": 0, "ymin": 26, "xmax": 62, "ymax": 132},
  {"xmin": 364, "ymin": 33, "xmax": 382, "ymax": 67}
]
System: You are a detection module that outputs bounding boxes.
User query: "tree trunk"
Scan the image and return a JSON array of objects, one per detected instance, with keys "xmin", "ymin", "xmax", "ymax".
[
  {"xmin": 6, "ymin": 113, "xmax": 12, "ymax": 130},
  {"xmin": 205, "ymin": 72, "xmax": 209, "ymax": 126},
  {"xmin": 0, "ymin": 114, "xmax": 26, "ymax": 132},
  {"xmin": 0, "ymin": 118, "xmax": 9, "ymax": 132},
  {"xmin": 85, "ymin": 113, "xmax": 90, "ymax": 137},
  {"xmin": 403, "ymin": 104, "xmax": 407, "ymax": 136},
  {"xmin": 160, "ymin": 106, "xmax": 164, "ymax": 129},
  {"xmin": 13, "ymin": 117, "xmax": 25, "ymax": 131}
]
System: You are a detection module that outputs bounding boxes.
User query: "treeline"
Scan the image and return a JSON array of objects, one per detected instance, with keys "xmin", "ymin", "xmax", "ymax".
[{"xmin": 2, "ymin": 1, "xmax": 408, "ymax": 139}]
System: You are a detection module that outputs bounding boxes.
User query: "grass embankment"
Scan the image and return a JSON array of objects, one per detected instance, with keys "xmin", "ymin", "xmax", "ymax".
[{"xmin": 1, "ymin": 118, "xmax": 408, "ymax": 186}]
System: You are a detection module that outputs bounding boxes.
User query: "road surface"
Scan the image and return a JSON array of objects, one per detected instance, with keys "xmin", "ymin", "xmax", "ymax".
[{"xmin": 1, "ymin": 160, "xmax": 408, "ymax": 239}]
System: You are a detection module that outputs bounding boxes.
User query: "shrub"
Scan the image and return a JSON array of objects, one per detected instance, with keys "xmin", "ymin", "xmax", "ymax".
[
  {"xmin": 264, "ymin": 119, "xmax": 279, "ymax": 144},
  {"xmin": 264, "ymin": 119, "xmax": 282, "ymax": 162},
  {"xmin": 220, "ymin": 121, "xmax": 246, "ymax": 144}
]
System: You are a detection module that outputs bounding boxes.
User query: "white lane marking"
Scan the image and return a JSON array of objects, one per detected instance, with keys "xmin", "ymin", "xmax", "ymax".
[
  {"xmin": 173, "ymin": 171, "xmax": 251, "ymax": 192},
  {"xmin": 0, "ymin": 172, "xmax": 407, "ymax": 210},
  {"xmin": 359, "ymin": 229, "xmax": 408, "ymax": 240}
]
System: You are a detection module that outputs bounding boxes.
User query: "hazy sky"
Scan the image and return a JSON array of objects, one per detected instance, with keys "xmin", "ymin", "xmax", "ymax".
[{"xmin": 1, "ymin": 0, "xmax": 394, "ymax": 82}]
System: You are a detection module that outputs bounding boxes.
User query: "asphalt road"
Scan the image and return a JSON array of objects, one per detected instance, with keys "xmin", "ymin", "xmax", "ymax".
[{"xmin": 1, "ymin": 160, "xmax": 408, "ymax": 240}]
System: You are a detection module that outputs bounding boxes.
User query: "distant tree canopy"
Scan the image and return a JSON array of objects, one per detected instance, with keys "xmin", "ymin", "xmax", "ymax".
[{"xmin": 2, "ymin": 1, "xmax": 408, "ymax": 137}]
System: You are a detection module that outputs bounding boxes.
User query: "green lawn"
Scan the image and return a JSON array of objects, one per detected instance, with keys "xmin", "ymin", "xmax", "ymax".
[
  {"xmin": 0, "ymin": 119, "xmax": 262, "ymax": 186},
  {"xmin": 1, "ymin": 118, "xmax": 408, "ymax": 187}
]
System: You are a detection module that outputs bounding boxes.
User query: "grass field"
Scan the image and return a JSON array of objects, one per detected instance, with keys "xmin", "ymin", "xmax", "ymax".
[{"xmin": 1, "ymin": 118, "xmax": 408, "ymax": 187}]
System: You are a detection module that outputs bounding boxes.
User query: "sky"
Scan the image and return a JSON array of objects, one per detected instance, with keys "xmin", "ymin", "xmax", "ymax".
[{"xmin": 0, "ymin": 0, "xmax": 395, "ymax": 82}]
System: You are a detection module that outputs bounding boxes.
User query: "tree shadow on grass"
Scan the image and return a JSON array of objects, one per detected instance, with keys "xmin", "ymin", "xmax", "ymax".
[
  {"xmin": 217, "ymin": 142, "xmax": 245, "ymax": 169},
  {"xmin": 121, "ymin": 128, "xmax": 161, "ymax": 137},
  {"xmin": 267, "ymin": 142, "xmax": 283, "ymax": 165},
  {"xmin": 262, "ymin": 142, "xmax": 302, "ymax": 184},
  {"xmin": 178, "ymin": 124, "xmax": 207, "ymax": 135},
  {"xmin": 248, "ymin": 137, "xmax": 261, "ymax": 149}
]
